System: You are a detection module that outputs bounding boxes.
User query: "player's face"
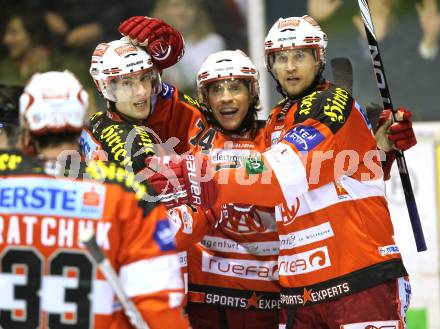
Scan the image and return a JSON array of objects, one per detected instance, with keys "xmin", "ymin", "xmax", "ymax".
[
  {"xmin": 2, "ymin": 16, "xmax": 31, "ymax": 59},
  {"xmin": 112, "ymin": 71, "xmax": 153, "ymax": 120},
  {"xmin": 207, "ymin": 79, "xmax": 251, "ymax": 131},
  {"xmin": 271, "ymin": 48, "xmax": 320, "ymax": 98}
]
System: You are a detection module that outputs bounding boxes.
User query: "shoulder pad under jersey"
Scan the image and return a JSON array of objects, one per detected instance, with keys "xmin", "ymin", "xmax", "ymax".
[
  {"xmin": 294, "ymin": 85, "xmax": 353, "ymax": 134},
  {"xmin": 90, "ymin": 116, "xmax": 158, "ymax": 172},
  {"xmin": 0, "ymin": 150, "xmax": 44, "ymax": 176},
  {"xmin": 80, "ymin": 160, "xmax": 157, "ymax": 216},
  {"xmin": 179, "ymin": 93, "xmax": 205, "ymax": 110}
]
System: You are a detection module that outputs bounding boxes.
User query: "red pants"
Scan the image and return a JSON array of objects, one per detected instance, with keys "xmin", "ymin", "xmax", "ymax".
[
  {"xmin": 279, "ymin": 277, "xmax": 411, "ymax": 329},
  {"xmin": 187, "ymin": 303, "xmax": 279, "ymax": 329}
]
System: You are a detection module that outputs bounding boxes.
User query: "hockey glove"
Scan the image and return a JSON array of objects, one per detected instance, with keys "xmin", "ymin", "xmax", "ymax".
[
  {"xmin": 118, "ymin": 16, "xmax": 185, "ymax": 70},
  {"xmin": 145, "ymin": 154, "xmax": 217, "ymax": 209},
  {"xmin": 376, "ymin": 107, "xmax": 417, "ymax": 180}
]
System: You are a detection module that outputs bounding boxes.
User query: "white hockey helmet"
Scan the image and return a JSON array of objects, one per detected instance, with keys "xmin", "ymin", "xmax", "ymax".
[
  {"xmin": 197, "ymin": 50, "xmax": 260, "ymax": 105},
  {"xmin": 264, "ymin": 15, "xmax": 328, "ymax": 70},
  {"xmin": 90, "ymin": 38, "xmax": 162, "ymax": 102},
  {"xmin": 19, "ymin": 70, "xmax": 88, "ymax": 135}
]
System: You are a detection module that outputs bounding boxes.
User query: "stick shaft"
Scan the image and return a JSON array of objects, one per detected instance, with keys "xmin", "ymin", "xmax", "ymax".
[
  {"xmin": 82, "ymin": 232, "xmax": 150, "ymax": 329},
  {"xmin": 357, "ymin": 0, "xmax": 427, "ymax": 252}
]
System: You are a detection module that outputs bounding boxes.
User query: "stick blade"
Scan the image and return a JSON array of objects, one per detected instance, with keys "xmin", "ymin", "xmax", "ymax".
[{"xmin": 330, "ymin": 57, "xmax": 353, "ymax": 94}]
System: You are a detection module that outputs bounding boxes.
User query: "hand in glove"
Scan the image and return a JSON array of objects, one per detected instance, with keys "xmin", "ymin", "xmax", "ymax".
[
  {"xmin": 119, "ymin": 16, "xmax": 185, "ymax": 70},
  {"xmin": 145, "ymin": 154, "xmax": 216, "ymax": 209},
  {"xmin": 375, "ymin": 107, "xmax": 417, "ymax": 180}
]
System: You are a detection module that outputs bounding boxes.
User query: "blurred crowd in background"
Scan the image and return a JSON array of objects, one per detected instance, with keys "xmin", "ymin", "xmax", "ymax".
[{"xmin": 0, "ymin": 0, "xmax": 439, "ymax": 120}]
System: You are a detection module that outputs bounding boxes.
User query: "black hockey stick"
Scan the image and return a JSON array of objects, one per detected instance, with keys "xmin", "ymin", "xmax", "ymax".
[
  {"xmin": 331, "ymin": 57, "xmax": 353, "ymax": 94},
  {"xmin": 79, "ymin": 229, "xmax": 150, "ymax": 329},
  {"xmin": 357, "ymin": 0, "xmax": 427, "ymax": 252}
]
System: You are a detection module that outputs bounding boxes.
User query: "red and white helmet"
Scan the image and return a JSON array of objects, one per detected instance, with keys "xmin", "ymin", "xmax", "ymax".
[
  {"xmin": 19, "ymin": 71, "xmax": 88, "ymax": 135},
  {"xmin": 90, "ymin": 38, "xmax": 162, "ymax": 102},
  {"xmin": 197, "ymin": 50, "xmax": 260, "ymax": 105},
  {"xmin": 264, "ymin": 15, "xmax": 328, "ymax": 70}
]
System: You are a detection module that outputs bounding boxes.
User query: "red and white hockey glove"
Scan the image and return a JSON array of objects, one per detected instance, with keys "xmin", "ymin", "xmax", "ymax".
[
  {"xmin": 118, "ymin": 16, "xmax": 185, "ymax": 70},
  {"xmin": 145, "ymin": 154, "xmax": 217, "ymax": 209},
  {"xmin": 376, "ymin": 107, "xmax": 417, "ymax": 180}
]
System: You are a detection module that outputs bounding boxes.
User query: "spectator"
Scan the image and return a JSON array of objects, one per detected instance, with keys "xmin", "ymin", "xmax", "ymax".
[
  {"xmin": 0, "ymin": 84, "xmax": 23, "ymax": 149},
  {"xmin": 152, "ymin": 0, "xmax": 226, "ymax": 96},
  {"xmin": 1, "ymin": 11, "xmax": 53, "ymax": 84},
  {"xmin": 416, "ymin": 0, "xmax": 440, "ymax": 60}
]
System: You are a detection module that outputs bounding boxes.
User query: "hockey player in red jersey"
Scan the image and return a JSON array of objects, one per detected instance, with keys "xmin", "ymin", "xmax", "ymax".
[
  {"xmin": 171, "ymin": 51, "xmax": 282, "ymax": 329},
  {"xmin": 80, "ymin": 17, "xmax": 185, "ymax": 174},
  {"xmin": 0, "ymin": 70, "xmax": 189, "ymax": 329},
  {"xmin": 117, "ymin": 17, "xmax": 281, "ymax": 328},
  {"xmin": 145, "ymin": 16, "xmax": 417, "ymax": 329}
]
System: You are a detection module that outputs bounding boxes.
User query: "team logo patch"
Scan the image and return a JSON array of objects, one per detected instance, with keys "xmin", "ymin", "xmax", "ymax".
[
  {"xmin": 153, "ymin": 219, "xmax": 175, "ymax": 251},
  {"xmin": 282, "ymin": 125, "xmax": 324, "ymax": 152}
]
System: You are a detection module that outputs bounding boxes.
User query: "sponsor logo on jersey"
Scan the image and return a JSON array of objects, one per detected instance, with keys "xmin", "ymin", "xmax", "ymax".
[
  {"xmin": 201, "ymin": 251, "xmax": 278, "ymax": 281},
  {"xmin": 323, "ymin": 87, "xmax": 350, "ymax": 123},
  {"xmin": 283, "ymin": 125, "xmax": 324, "ymax": 152},
  {"xmin": 153, "ymin": 219, "xmax": 175, "ymax": 251},
  {"xmin": 245, "ymin": 157, "xmax": 266, "ymax": 175},
  {"xmin": 280, "ymin": 281, "xmax": 350, "ymax": 306},
  {"xmin": 160, "ymin": 83, "xmax": 174, "ymax": 99},
  {"xmin": 340, "ymin": 320, "xmax": 398, "ymax": 329},
  {"xmin": 200, "ymin": 236, "xmax": 279, "ymax": 256},
  {"xmin": 0, "ymin": 153, "xmax": 22, "ymax": 171},
  {"xmin": 278, "ymin": 246, "xmax": 331, "ymax": 276},
  {"xmin": 298, "ymin": 91, "xmax": 319, "ymax": 116},
  {"xmin": 201, "ymin": 291, "xmax": 280, "ymax": 310},
  {"xmin": 183, "ymin": 94, "xmax": 202, "ymax": 108},
  {"xmin": 279, "ymin": 222, "xmax": 334, "ymax": 250},
  {"xmin": 211, "ymin": 148, "xmax": 251, "ymax": 171},
  {"xmin": 378, "ymin": 244, "xmax": 400, "ymax": 256},
  {"xmin": 0, "ymin": 178, "xmax": 105, "ymax": 219}
]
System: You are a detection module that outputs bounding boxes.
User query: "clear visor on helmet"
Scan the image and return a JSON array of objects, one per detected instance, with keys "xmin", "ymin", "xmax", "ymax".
[
  {"xmin": 107, "ymin": 68, "xmax": 161, "ymax": 102},
  {"xmin": 267, "ymin": 45, "xmax": 319, "ymax": 70},
  {"xmin": 206, "ymin": 78, "xmax": 251, "ymax": 98}
]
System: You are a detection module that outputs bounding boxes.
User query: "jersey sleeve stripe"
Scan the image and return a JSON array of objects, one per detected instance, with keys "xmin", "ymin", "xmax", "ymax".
[
  {"xmin": 264, "ymin": 142, "xmax": 308, "ymax": 205},
  {"xmin": 119, "ymin": 254, "xmax": 183, "ymax": 297}
]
